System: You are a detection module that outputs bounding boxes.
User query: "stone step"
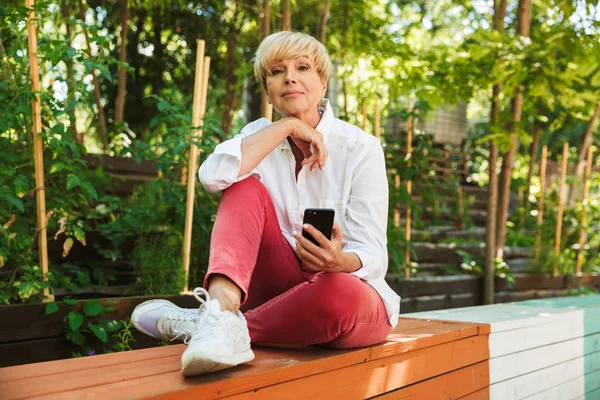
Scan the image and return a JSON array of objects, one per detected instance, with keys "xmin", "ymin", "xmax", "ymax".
[{"xmin": 411, "ymin": 242, "xmax": 531, "ymax": 264}]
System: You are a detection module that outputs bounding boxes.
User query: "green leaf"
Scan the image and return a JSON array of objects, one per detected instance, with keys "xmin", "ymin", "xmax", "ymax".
[
  {"xmin": 45, "ymin": 302, "xmax": 59, "ymax": 315},
  {"xmin": 17, "ymin": 281, "xmax": 37, "ymax": 301},
  {"xmin": 67, "ymin": 311, "xmax": 84, "ymax": 330},
  {"xmin": 66, "ymin": 174, "xmax": 81, "ymax": 190},
  {"xmin": 63, "ymin": 298, "xmax": 78, "ymax": 306},
  {"xmin": 99, "ymin": 319, "xmax": 122, "ymax": 333},
  {"xmin": 69, "ymin": 330, "xmax": 85, "ymax": 346},
  {"xmin": 73, "ymin": 226, "xmax": 86, "ymax": 246},
  {"xmin": 83, "ymin": 299, "xmax": 103, "ymax": 317},
  {"xmin": 149, "ymin": 115, "xmax": 163, "ymax": 129},
  {"xmin": 88, "ymin": 323, "xmax": 108, "ymax": 343},
  {"xmin": 13, "ymin": 175, "xmax": 30, "ymax": 198},
  {"xmin": 0, "ymin": 189, "xmax": 24, "ymax": 212},
  {"xmin": 80, "ymin": 181, "xmax": 98, "ymax": 201}
]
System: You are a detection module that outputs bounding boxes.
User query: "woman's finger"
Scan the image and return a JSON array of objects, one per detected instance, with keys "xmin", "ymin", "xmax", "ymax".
[
  {"xmin": 295, "ymin": 241, "xmax": 321, "ymax": 270},
  {"xmin": 302, "ymin": 152, "xmax": 318, "ymax": 166},
  {"xmin": 295, "ymin": 230, "xmax": 326, "ymax": 257}
]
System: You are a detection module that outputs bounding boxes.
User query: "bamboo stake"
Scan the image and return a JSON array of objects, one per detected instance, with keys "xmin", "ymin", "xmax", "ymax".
[
  {"xmin": 404, "ymin": 101, "xmax": 413, "ymax": 278},
  {"xmin": 554, "ymin": 142, "xmax": 568, "ymax": 276},
  {"xmin": 393, "ymin": 175, "xmax": 400, "ymax": 227},
  {"xmin": 535, "ymin": 145, "xmax": 547, "ymax": 268},
  {"xmin": 458, "ymin": 185, "xmax": 464, "ymax": 223},
  {"xmin": 518, "ymin": 186, "xmax": 524, "ymax": 226},
  {"xmin": 374, "ymin": 97, "xmax": 380, "ymax": 139},
  {"xmin": 26, "ymin": 0, "xmax": 51, "ymax": 301},
  {"xmin": 182, "ymin": 41, "xmax": 209, "ymax": 292},
  {"xmin": 260, "ymin": 0, "xmax": 273, "ymax": 122},
  {"xmin": 362, "ymin": 103, "xmax": 367, "ymax": 131},
  {"xmin": 576, "ymin": 146, "xmax": 593, "ymax": 275}
]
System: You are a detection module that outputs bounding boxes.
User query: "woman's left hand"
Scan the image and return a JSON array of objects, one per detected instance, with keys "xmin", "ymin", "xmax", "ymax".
[{"xmin": 294, "ymin": 222, "xmax": 345, "ymax": 272}]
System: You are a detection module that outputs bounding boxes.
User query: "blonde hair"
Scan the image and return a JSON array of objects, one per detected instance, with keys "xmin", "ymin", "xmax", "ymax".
[{"xmin": 254, "ymin": 31, "xmax": 331, "ymax": 91}]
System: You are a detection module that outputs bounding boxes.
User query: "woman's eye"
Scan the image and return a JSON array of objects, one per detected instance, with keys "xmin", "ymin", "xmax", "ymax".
[
  {"xmin": 271, "ymin": 69, "xmax": 282, "ymax": 75},
  {"xmin": 299, "ymin": 65, "xmax": 309, "ymax": 71}
]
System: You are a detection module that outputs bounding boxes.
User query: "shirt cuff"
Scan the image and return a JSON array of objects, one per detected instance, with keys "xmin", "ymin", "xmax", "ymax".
[{"xmin": 348, "ymin": 247, "xmax": 376, "ymax": 280}]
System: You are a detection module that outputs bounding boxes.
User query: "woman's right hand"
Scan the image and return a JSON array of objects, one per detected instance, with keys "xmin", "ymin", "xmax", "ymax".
[{"xmin": 285, "ymin": 118, "xmax": 328, "ymax": 171}]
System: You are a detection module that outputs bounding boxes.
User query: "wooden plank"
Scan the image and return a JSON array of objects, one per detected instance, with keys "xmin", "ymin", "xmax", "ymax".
[
  {"xmin": 0, "ymin": 344, "xmax": 182, "ymax": 382},
  {"xmin": 489, "ymin": 349, "xmax": 600, "ymax": 399},
  {"xmin": 82, "ymin": 154, "xmax": 159, "ymax": 177},
  {"xmin": 400, "ymin": 293, "xmax": 480, "ymax": 314},
  {"xmin": 407, "ymin": 302, "xmax": 586, "ymax": 333},
  {"xmin": 216, "ymin": 336, "xmax": 489, "ymax": 400},
  {"xmin": 387, "ymin": 275, "xmax": 481, "ymax": 297},
  {"xmin": 0, "ymin": 295, "xmax": 199, "ymax": 344},
  {"xmin": 574, "ymin": 386, "xmax": 600, "ymax": 400},
  {"xmin": 489, "ymin": 332, "xmax": 600, "ymax": 383},
  {"xmin": 371, "ymin": 360, "xmax": 489, "ymax": 399},
  {"xmin": 370, "ymin": 321, "xmax": 484, "ymax": 360},
  {"xmin": 488, "ymin": 313, "xmax": 585, "ymax": 358},
  {"xmin": 458, "ymin": 387, "xmax": 490, "ymax": 400},
  {"xmin": 2, "ymin": 321, "xmax": 486, "ymax": 400},
  {"xmin": 526, "ymin": 366, "xmax": 600, "ymax": 400}
]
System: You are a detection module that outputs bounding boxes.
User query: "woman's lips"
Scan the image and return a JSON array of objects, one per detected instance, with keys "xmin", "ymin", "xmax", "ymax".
[{"xmin": 282, "ymin": 91, "xmax": 303, "ymax": 98}]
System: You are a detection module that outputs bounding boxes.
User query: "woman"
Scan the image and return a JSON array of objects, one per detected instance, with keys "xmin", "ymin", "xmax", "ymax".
[{"xmin": 132, "ymin": 31, "xmax": 400, "ymax": 377}]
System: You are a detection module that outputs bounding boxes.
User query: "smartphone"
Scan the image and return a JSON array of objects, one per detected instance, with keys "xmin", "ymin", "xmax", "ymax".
[{"xmin": 302, "ymin": 208, "xmax": 335, "ymax": 247}]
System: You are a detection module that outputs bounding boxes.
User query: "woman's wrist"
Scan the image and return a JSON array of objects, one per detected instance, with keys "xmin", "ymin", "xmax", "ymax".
[{"xmin": 338, "ymin": 251, "xmax": 362, "ymax": 273}]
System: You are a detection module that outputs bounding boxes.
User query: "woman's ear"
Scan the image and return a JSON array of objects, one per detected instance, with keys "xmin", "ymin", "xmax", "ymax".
[{"xmin": 321, "ymin": 82, "xmax": 328, "ymax": 97}]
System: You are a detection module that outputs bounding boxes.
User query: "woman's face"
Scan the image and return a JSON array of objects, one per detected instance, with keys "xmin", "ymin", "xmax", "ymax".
[{"xmin": 265, "ymin": 57, "xmax": 327, "ymax": 126}]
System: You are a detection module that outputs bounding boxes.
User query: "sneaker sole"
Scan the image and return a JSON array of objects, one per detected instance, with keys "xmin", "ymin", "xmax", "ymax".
[{"xmin": 181, "ymin": 348, "xmax": 255, "ymax": 377}]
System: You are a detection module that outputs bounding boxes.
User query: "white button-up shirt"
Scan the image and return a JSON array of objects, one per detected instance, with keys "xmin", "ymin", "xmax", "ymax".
[{"xmin": 198, "ymin": 100, "xmax": 400, "ymax": 328}]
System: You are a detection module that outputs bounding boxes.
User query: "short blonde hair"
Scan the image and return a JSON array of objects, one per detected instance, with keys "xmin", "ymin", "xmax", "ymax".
[{"xmin": 254, "ymin": 31, "xmax": 331, "ymax": 91}]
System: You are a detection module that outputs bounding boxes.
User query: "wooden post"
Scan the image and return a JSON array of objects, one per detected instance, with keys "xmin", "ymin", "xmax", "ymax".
[
  {"xmin": 457, "ymin": 185, "xmax": 464, "ymax": 223},
  {"xmin": 554, "ymin": 142, "xmax": 568, "ymax": 276},
  {"xmin": 362, "ymin": 103, "xmax": 367, "ymax": 131},
  {"xmin": 374, "ymin": 97, "xmax": 380, "ymax": 139},
  {"xmin": 518, "ymin": 186, "xmax": 524, "ymax": 226},
  {"xmin": 261, "ymin": 0, "xmax": 273, "ymax": 121},
  {"xmin": 182, "ymin": 40, "xmax": 209, "ymax": 292},
  {"xmin": 404, "ymin": 101, "xmax": 413, "ymax": 278},
  {"xmin": 535, "ymin": 145, "xmax": 547, "ymax": 268},
  {"xmin": 576, "ymin": 146, "xmax": 593, "ymax": 275},
  {"xmin": 26, "ymin": 0, "xmax": 51, "ymax": 301},
  {"xmin": 393, "ymin": 175, "xmax": 400, "ymax": 227}
]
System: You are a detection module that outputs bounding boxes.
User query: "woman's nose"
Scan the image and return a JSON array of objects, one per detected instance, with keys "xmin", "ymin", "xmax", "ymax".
[{"xmin": 284, "ymin": 70, "xmax": 296, "ymax": 84}]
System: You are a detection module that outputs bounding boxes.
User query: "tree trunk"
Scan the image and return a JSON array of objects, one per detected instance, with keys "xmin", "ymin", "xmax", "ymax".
[
  {"xmin": 260, "ymin": 0, "xmax": 272, "ymax": 120},
  {"xmin": 115, "ymin": 0, "xmax": 129, "ymax": 124},
  {"xmin": 62, "ymin": 0, "xmax": 81, "ymax": 143},
  {"xmin": 0, "ymin": 38, "xmax": 16, "ymax": 87},
  {"xmin": 78, "ymin": 0, "xmax": 108, "ymax": 152},
  {"xmin": 319, "ymin": 0, "xmax": 331, "ymax": 44},
  {"xmin": 342, "ymin": 76, "xmax": 348, "ymax": 119},
  {"xmin": 281, "ymin": 0, "xmax": 291, "ymax": 30},
  {"xmin": 526, "ymin": 122, "xmax": 542, "ymax": 199},
  {"xmin": 484, "ymin": 0, "xmax": 508, "ymax": 305},
  {"xmin": 570, "ymin": 100, "xmax": 600, "ymax": 204},
  {"xmin": 221, "ymin": 7, "xmax": 242, "ymax": 138},
  {"xmin": 494, "ymin": 0, "xmax": 531, "ymax": 258}
]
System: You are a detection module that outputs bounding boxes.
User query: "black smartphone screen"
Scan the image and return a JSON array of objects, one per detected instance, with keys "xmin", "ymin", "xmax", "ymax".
[{"xmin": 302, "ymin": 208, "xmax": 335, "ymax": 247}]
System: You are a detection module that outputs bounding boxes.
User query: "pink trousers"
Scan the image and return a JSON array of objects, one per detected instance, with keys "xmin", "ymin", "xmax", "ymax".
[{"xmin": 204, "ymin": 177, "xmax": 392, "ymax": 349}]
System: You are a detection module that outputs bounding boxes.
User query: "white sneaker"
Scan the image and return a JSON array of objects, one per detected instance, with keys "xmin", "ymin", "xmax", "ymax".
[
  {"xmin": 131, "ymin": 299, "xmax": 200, "ymax": 342},
  {"xmin": 181, "ymin": 288, "xmax": 255, "ymax": 377}
]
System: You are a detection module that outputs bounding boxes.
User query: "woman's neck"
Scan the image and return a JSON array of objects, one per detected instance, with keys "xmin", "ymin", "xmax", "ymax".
[{"xmin": 283, "ymin": 108, "xmax": 322, "ymax": 129}]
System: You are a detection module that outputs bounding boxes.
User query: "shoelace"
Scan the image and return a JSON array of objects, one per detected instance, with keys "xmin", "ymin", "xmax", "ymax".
[
  {"xmin": 162, "ymin": 310, "xmax": 197, "ymax": 344},
  {"xmin": 190, "ymin": 287, "xmax": 225, "ymax": 343},
  {"xmin": 162, "ymin": 288, "xmax": 211, "ymax": 344}
]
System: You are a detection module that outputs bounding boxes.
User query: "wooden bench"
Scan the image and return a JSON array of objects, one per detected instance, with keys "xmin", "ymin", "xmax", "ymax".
[
  {"xmin": 408, "ymin": 294, "xmax": 600, "ymax": 399},
  {"xmin": 0, "ymin": 317, "xmax": 490, "ymax": 399}
]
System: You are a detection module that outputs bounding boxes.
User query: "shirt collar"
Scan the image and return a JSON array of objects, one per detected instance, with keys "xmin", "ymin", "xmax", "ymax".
[{"xmin": 315, "ymin": 98, "xmax": 333, "ymax": 145}]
